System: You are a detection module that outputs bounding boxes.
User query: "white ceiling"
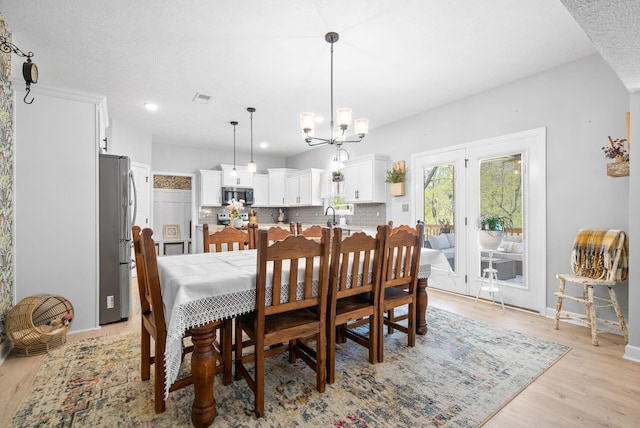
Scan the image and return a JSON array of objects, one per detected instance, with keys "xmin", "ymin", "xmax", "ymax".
[{"xmin": 2, "ymin": 0, "xmax": 632, "ymax": 158}]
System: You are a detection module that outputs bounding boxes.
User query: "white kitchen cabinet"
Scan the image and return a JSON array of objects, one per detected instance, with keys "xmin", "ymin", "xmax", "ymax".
[
  {"xmin": 252, "ymin": 173, "xmax": 269, "ymax": 207},
  {"xmin": 220, "ymin": 164, "xmax": 253, "ymax": 187},
  {"xmin": 197, "ymin": 169, "xmax": 222, "ymax": 206},
  {"xmin": 268, "ymin": 168, "xmax": 296, "ymax": 206},
  {"xmin": 343, "ymin": 154, "xmax": 390, "ymax": 203},
  {"xmin": 285, "ymin": 168, "xmax": 323, "ymax": 206}
]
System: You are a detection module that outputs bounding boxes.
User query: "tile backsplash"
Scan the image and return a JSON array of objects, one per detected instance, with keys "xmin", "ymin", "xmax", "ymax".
[{"xmin": 199, "ymin": 203, "xmax": 386, "ymax": 227}]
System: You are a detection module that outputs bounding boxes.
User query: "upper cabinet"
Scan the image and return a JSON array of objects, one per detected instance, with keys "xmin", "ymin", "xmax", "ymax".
[
  {"xmin": 252, "ymin": 173, "xmax": 269, "ymax": 207},
  {"xmin": 197, "ymin": 169, "xmax": 222, "ymax": 206},
  {"xmin": 220, "ymin": 164, "xmax": 253, "ymax": 188},
  {"xmin": 285, "ymin": 169, "xmax": 324, "ymax": 206},
  {"xmin": 343, "ymin": 153, "xmax": 390, "ymax": 203},
  {"xmin": 268, "ymin": 168, "xmax": 296, "ymax": 207}
]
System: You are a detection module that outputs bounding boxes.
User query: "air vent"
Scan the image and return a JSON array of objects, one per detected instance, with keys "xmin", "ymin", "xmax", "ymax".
[{"xmin": 192, "ymin": 93, "xmax": 211, "ymax": 104}]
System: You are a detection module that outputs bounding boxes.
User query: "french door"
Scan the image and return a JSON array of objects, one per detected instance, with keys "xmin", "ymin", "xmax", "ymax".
[{"xmin": 412, "ymin": 128, "xmax": 546, "ymax": 313}]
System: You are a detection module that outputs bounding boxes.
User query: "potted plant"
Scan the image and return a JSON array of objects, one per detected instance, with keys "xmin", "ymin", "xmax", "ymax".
[
  {"xmin": 601, "ymin": 136, "xmax": 627, "ymax": 163},
  {"xmin": 332, "ymin": 170, "xmax": 344, "ymax": 182},
  {"xmin": 476, "ymin": 214, "xmax": 511, "ymax": 250},
  {"xmin": 385, "ymin": 165, "xmax": 407, "ymax": 196}
]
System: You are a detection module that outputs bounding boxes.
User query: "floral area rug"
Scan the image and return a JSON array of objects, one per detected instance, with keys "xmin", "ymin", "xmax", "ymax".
[{"xmin": 10, "ymin": 307, "xmax": 569, "ymax": 427}]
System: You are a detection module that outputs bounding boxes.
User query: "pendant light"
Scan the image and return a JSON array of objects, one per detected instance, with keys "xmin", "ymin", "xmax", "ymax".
[
  {"xmin": 230, "ymin": 121, "xmax": 239, "ymax": 178},
  {"xmin": 300, "ymin": 32, "xmax": 368, "ymax": 147},
  {"xmin": 247, "ymin": 107, "xmax": 257, "ymax": 173}
]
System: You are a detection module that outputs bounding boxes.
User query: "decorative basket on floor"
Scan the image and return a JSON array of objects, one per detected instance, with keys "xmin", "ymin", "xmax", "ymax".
[{"xmin": 5, "ymin": 294, "xmax": 74, "ymax": 356}]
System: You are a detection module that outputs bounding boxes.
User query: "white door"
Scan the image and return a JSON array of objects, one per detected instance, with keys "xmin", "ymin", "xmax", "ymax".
[
  {"xmin": 412, "ymin": 128, "xmax": 546, "ymax": 313},
  {"xmin": 412, "ymin": 148, "xmax": 468, "ymax": 295}
]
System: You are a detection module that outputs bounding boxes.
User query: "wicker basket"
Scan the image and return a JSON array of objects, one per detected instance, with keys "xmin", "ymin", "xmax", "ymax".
[{"xmin": 6, "ymin": 294, "xmax": 74, "ymax": 356}]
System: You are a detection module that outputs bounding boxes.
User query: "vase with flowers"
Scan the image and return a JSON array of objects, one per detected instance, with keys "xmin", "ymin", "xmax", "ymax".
[
  {"xmin": 227, "ymin": 198, "xmax": 245, "ymax": 228},
  {"xmin": 602, "ymin": 136, "xmax": 628, "ymax": 163}
]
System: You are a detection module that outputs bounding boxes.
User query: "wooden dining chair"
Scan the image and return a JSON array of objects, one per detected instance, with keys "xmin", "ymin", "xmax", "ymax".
[
  {"xmin": 377, "ymin": 222, "xmax": 423, "ymax": 362},
  {"xmin": 133, "ymin": 226, "xmax": 232, "ymax": 413},
  {"xmin": 297, "ymin": 223, "xmax": 324, "ymax": 238},
  {"xmin": 265, "ymin": 225, "xmax": 293, "ymax": 243},
  {"xmin": 327, "ymin": 226, "xmax": 385, "ymax": 383},
  {"xmin": 385, "ymin": 222, "xmax": 424, "ymax": 333},
  {"xmin": 247, "ymin": 222, "xmax": 259, "ymax": 249},
  {"xmin": 234, "ymin": 228, "xmax": 331, "ymax": 417},
  {"xmin": 203, "ymin": 224, "xmax": 253, "ymax": 252}
]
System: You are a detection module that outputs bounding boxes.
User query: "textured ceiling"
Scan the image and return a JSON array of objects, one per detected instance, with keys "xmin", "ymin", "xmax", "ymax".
[
  {"xmin": 561, "ymin": 0, "xmax": 640, "ymax": 92},
  {"xmin": 1, "ymin": 0, "xmax": 603, "ymax": 157}
]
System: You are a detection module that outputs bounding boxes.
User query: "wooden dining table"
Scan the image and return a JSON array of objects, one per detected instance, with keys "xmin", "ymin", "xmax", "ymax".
[{"xmin": 156, "ymin": 246, "xmax": 446, "ymax": 427}]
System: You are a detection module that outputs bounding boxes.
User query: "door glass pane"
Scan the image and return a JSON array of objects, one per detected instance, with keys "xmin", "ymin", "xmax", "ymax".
[
  {"xmin": 423, "ymin": 164, "xmax": 455, "ymax": 272},
  {"xmin": 479, "ymin": 153, "xmax": 523, "ymax": 285}
]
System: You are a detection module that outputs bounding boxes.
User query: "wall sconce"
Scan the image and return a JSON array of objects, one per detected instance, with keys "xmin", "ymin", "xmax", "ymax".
[{"xmin": 0, "ymin": 35, "xmax": 38, "ymax": 104}]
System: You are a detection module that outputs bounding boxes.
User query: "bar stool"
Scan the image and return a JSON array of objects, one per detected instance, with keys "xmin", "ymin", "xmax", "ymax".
[{"xmin": 474, "ymin": 250, "xmax": 505, "ymax": 312}]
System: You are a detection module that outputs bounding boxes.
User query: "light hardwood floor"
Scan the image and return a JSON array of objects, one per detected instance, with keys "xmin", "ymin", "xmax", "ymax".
[{"xmin": 1, "ymin": 283, "xmax": 639, "ymax": 427}]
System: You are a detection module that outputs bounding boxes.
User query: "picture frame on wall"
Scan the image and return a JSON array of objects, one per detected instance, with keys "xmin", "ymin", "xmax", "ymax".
[{"xmin": 163, "ymin": 224, "xmax": 180, "ymax": 240}]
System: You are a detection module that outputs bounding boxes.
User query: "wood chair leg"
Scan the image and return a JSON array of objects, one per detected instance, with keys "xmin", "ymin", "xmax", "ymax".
[
  {"xmin": 327, "ymin": 321, "xmax": 337, "ymax": 384},
  {"xmin": 387, "ymin": 309, "xmax": 395, "ymax": 334},
  {"xmin": 221, "ymin": 319, "xmax": 233, "ymax": 385},
  {"xmin": 154, "ymin": 339, "xmax": 166, "ymax": 413},
  {"xmin": 234, "ymin": 322, "xmax": 243, "ymax": 381},
  {"xmin": 141, "ymin": 326, "xmax": 151, "ymax": 380},
  {"xmin": 608, "ymin": 286, "xmax": 629, "ymax": 342},
  {"xmin": 553, "ymin": 279, "xmax": 565, "ymax": 330},
  {"xmin": 316, "ymin": 328, "xmax": 326, "ymax": 393},
  {"xmin": 586, "ymin": 285, "xmax": 598, "ymax": 346},
  {"xmin": 255, "ymin": 339, "xmax": 265, "ymax": 417}
]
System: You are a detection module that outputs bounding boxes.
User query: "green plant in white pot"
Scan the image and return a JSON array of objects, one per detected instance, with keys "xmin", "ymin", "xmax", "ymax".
[{"xmin": 476, "ymin": 214, "xmax": 511, "ymax": 250}]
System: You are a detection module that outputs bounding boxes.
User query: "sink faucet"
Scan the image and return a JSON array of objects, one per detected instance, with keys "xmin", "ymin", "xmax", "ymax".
[{"xmin": 325, "ymin": 206, "xmax": 336, "ymax": 227}]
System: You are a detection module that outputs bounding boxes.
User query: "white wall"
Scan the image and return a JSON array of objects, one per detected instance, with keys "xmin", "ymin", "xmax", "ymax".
[
  {"xmin": 289, "ymin": 53, "xmax": 632, "ymax": 326},
  {"xmin": 14, "ymin": 85, "xmax": 104, "ymax": 333},
  {"xmin": 106, "ymin": 119, "xmax": 152, "ymax": 166},
  {"xmin": 151, "ymin": 142, "xmax": 286, "ymax": 174}
]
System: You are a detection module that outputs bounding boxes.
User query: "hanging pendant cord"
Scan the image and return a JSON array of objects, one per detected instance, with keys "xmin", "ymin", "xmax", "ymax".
[{"xmin": 330, "ymin": 40, "xmax": 334, "ymax": 145}]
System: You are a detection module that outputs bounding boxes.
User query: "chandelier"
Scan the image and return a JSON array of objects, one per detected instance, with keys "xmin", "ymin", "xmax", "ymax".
[{"xmin": 300, "ymin": 32, "xmax": 368, "ymax": 147}]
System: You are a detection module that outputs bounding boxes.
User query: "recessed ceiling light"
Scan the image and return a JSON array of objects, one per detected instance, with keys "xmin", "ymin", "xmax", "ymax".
[
  {"xmin": 315, "ymin": 116, "xmax": 324, "ymax": 123},
  {"xmin": 144, "ymin": 103, "xmax": 158, "ymax": 111},
  {"xmin": 192, "ymin": 93, "xmax": 211, "ymax": 104},
  {"xmin": 259, "ymin": 142, "xmax": 269, "ymax": 149}
]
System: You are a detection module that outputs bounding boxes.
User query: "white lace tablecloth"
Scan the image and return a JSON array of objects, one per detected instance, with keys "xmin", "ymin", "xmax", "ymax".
[
  {"xmin": 157, "ymin": 247, "xmax": 442, "ymax": 397},
  {"xmin": 419, "ymin": 247, "xmax": 453, "ymax": 277},
  {"xmin": 157, "ymin": 250, "xmax": 259, "ymax": 397}
]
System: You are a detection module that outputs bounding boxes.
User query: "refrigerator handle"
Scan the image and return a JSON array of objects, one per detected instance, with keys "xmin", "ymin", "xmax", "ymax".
[{"xmin": 130, "ymin": 170, "xmax": 137, "ymax": 228}]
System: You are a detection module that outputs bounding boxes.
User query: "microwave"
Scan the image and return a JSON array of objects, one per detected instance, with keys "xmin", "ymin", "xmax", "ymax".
[{"xmin": 222, "ymin": 187, "xmax": 254, "ymax": 205}]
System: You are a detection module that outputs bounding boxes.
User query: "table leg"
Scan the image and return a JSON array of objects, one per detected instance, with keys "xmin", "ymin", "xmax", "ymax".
[
  {"xmin": 416, "ymin": 277, "xmax": 428, "ymax": 335},
  {"xmin": 190, "ymin": 322, "xmax": 218, "ymax": 428}
]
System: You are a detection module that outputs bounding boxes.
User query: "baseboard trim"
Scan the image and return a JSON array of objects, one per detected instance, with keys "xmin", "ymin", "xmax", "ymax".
[{"xmin": 623, "ymin": 344, "xmax": 640, "ymax": 363}]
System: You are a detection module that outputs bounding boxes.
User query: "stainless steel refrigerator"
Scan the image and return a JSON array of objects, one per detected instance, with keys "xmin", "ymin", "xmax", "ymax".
[{"xmin": 99, "ymin": 154, "xmax": 135, "ymax": 324}]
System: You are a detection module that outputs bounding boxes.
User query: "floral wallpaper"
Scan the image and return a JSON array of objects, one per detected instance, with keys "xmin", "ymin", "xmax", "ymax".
[
  {"xmin": 0, "ymin": 14, "xmax": 14, "ymax": 346},
  {"xmin": 154, "ymin": 175, "xmax": 192, "ymax": 190}
]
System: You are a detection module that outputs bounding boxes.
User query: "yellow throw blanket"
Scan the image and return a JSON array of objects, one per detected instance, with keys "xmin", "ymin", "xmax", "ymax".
[{"xmin": 571, "ymin": 229, "xmax": 628, "ymax": 281}]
